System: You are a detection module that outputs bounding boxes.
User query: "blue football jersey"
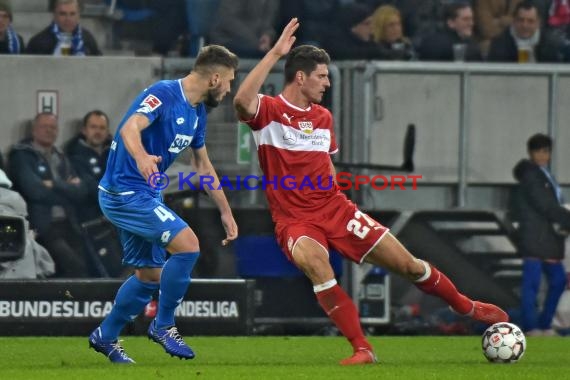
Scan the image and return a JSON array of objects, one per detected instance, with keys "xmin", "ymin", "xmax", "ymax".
[{"xmin": 100, "ymin": 79, "xmax": 207, "ymax": 194}]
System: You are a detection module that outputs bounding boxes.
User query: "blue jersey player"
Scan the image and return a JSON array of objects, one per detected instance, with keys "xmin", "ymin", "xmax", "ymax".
[{"xmin": 89, "ymin": 45, "xmax": 239, "ymax": 363}]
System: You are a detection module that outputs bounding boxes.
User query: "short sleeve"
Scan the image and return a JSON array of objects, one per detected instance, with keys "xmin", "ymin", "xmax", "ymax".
[
  {"xmin": 133, "ymin": 83, "xmax": 170, "ymax": 125},
  {"xmin": 242, "ymin": 94, "xmax": 278, "ymax": 131}
]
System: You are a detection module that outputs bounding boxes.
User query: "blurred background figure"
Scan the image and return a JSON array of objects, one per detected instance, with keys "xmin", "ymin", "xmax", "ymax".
[
  {"xmin": 323, "ymin": 3, "xmax": 385, "ymax": 60},
  {"xmin": 27, "ymin": 0, "xmax": 101, "ymax": 56},
  {"xmin": 511, "ymin": 133, "xmax": 570, "ymax": 336},
  {"xmin": 8, "ymin": 112, "xmax": 90, "ymax": 278},
  {"xmin": 418, "ymin": 2, "xmax": 482, "ymax": 61},
  {"xmin": 65, "ymin": 110, "xmax": 111, "ymax": 223},
  {"xmin": 0, "ymin": 0, "xmax": 24, "ymax": 54},
  {"xmin": 209, "ymin": 0, "xmax": 278, "ymax": 58},
  {"xmin": 371, "ymin": 4, "xmax": 416, "ymax": 60},
  {"xmin": 475, "ymin": 0, "xmax": 522, "ymax": 56},
  {"xmin": 487, "ymin": 1, "xmax": 561, "ymax": 63}
]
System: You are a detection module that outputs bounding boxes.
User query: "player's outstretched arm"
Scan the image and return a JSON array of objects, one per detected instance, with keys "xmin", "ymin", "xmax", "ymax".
[
  {"xmin": 191, "ymin": 146, "xmax": 238, "ymax": 245},
  {"xmin": 233, "ymin": 17, "xmax": 299, "ymax": 120},
  {"xmin": 120, "ymin": 114, "xmax": 162, "ymax": 181}
]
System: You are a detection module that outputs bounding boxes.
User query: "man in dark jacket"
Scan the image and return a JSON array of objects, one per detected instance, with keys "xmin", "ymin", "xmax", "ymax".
[
  {"xmin": 418, "ymin": 3, "xmax": 482, "ymax": 61},
  {"xmin": 0, "ymin": 1, "xmax": 24, "ymax": 54},
  {"xmin": 65, "ymin": 110, "xmax": 111, "ymax": 223},
  {"xmin": 26, "ymin": 0, "xmax": 101, "ymax": 56},
  {"xmin": 488, "ymin": 1, "xmax": 561, "ymax": 63},
  {"xmin": 8, "ymin": 112, "xmax": 90, "ymax": 278},
  {"xmin": 511, "ymin": 133, "xmax": 570, "ymax": 336}
]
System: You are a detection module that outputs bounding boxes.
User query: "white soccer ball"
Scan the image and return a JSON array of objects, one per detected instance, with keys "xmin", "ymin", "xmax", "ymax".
[{"xmin": 482, "ymin": 322, "xmax": 526, "ymax": 363}]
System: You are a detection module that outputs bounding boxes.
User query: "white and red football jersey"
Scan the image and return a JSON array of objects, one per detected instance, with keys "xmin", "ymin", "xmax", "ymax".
[{"xmin": 244, "ymin": 94, "xmax": 340, "ymax": 222}]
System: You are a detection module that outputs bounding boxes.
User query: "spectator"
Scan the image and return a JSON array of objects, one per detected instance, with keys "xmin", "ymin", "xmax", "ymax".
[
  {"xmin": 0, "ymin": 1, "xmax": 23, "ymax": 54},
  {"xmin": 64, "ymin": 110, "xmax": 111, "ymax": 223},
  {"xmin": 511, "ymin": 133, "xmax": 570, "ymax": 336},
  {"xmin": 278, "ymin": 0, "xmax": 340, "ymax": 46},
  {"xmin": 322, "ymin": 3, "xmax": 385, "ymax": 60},
  {"xmin": 475, "ymin": 0, "xmax": 522, "ymax": 56},
  {"xmin": 27, "ymin": 0, "xmax": 101, "ymax": 56},
  {"xmin": 418, "ymin": 3, "xmax": 482, "ymax": 61},
  {"xmin": 8, "ymin": 112, "xmax": 90, "ymax": 278},
  {"xmin": 488, "ymin": 1, "xmax": 562, "ymax": 63},
  {"xmin": 150, "ymin": 0, "xmax": 186, "ymax": 56},
  {"xmin": 394, "ymin": 0, "xmax": 449, "ymax": 48},
  {"xmin": 371, "ymin": 5, "xmax": 416, "ymax": 60},
  {"xmin": 209, "ymin": 0, "xmax": 279, "ymax": 58}
]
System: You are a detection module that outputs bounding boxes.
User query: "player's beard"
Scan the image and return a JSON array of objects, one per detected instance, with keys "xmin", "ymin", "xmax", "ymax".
[{"xmin": 204, "ymin": 88, "xmax": 221, "ymax": 108}]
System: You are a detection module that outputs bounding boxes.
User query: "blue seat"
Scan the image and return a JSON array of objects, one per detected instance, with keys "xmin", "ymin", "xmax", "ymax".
[{"xmin": 234, "ymin": 235, "xmax": 343, "ymax": 278}]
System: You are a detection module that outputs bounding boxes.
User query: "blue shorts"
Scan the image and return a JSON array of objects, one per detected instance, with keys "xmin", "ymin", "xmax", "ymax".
[{"xmin": 99, "ymin": 190, "xmax": 188, "ymax": 268}]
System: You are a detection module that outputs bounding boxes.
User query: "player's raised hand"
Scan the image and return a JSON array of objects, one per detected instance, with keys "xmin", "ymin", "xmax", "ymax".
[
  {"xmin": 271, "ymin": 18, "xmax": 299, "ymax": 58},
  {"xmin": 220, "ymin": 211, "xmax": 238, "ymax": 246},
  {"xmin": 137, "ymin": 154, "xmax": 162, "ymax": 181}
]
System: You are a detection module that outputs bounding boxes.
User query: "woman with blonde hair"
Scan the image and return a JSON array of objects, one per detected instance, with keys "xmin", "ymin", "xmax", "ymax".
[{"xmin": 371, "ymin": 5, "xmax": 415, "ymax": 60}]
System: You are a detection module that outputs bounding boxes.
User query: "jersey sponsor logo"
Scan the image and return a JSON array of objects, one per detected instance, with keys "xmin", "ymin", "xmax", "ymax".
[
  {"xmin": 141, "ymin": 94, "xmax": 162, "ymax": 110},
  {"xmin": 282, "ymin": 130, "xmax": 297, "ymax": 145},
  {"xmin": 298, "ymin": 121, "xmax": 313, "ymax": 134},
  {"xmin": 176, "ymin": 117, "xmax": 185, "ymax": 125},
  {"xmin": 168, "ymin": 133, "xmax": 193, "ymax": 153}
]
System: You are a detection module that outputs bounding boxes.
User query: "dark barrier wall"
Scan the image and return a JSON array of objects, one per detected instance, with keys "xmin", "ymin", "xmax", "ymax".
[{"xmin": 0, "ymin": 279, "xmax": 254, "ymax": 336}]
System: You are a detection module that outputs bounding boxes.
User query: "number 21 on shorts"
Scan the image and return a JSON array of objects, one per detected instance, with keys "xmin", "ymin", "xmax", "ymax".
[{"xmin": 346, "ymin": 210, "xmax": 376, "ymax": 239}]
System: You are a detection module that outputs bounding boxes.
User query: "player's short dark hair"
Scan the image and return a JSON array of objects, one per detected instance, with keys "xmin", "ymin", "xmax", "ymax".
[
  {"xmin": 514, "ymin": 1, "xmax": 539, "ymax": 17},
  {"xmin": 284, "ymin": 45, "xmax": 331, "ymax": 84},
  {"xmin": 444, "ymin": 2, "xmax": 471, "ymax": 22},
  {"xmin": 527, "ymin": 133, "xmax": 552, "ymax": 151},
  {"xmin": 82, "ymin": 109, "xmax": 109, "ymax": 127},
  {"xmin": 194, "ymin": 45, "xmax": 239, "ymax": 75}
]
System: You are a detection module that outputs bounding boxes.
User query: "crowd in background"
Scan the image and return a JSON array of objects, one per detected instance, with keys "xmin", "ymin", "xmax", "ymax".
[{"xmin": 1, "ymin": 0, "xmax": 570, "ymax": 62}]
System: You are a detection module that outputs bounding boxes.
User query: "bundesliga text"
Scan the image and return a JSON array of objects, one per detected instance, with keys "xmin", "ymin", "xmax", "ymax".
[{"xmin": 148, "ymin": 172, "xmax": 422, "ymax": 191}]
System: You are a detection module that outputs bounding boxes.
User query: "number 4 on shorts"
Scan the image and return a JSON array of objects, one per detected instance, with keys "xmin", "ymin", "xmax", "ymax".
[{"xmin": 154, "ymin": 206, "xmax": 176, "ymax": 222}]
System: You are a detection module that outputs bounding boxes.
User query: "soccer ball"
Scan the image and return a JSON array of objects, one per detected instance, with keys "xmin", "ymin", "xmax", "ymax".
[{"xmin": 482, "ymin": 322, "xmax": 526, "ymax": 363}]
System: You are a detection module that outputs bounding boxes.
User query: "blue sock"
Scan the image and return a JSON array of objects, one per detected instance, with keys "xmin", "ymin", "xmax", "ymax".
[
  {"xmin": 100, "ymin": 275, "xmax": 159, "ymax": 341},
  {"xmin": 155, "ymin": 252, "xmax": 199, "ymax": 329}
]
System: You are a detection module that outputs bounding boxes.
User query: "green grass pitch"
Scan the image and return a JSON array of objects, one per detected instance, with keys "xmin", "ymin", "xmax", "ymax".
[{"xmin": 2, "ymin": 336, "xmax": 569, "ymax": 380}]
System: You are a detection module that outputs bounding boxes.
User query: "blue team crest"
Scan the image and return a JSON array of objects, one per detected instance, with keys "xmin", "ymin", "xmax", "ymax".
[{"xmin": 168, "ymin": 134, "xmax": 193, "ymax": 153}]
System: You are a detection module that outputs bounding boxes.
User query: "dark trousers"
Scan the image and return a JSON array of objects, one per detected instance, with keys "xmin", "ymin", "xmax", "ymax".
[{"xmin": 38, "ymin": 220, "xmax": 90, "ymax": 278}]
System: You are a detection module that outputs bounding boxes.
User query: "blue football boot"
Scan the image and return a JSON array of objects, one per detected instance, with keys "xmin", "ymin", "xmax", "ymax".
[
  {"xmin": 147, "ymin": 319, "xmax": 195, "ymax": 359},
  {"xmin": 89, "ymin": 327, "xmax": 135, "ymax": 363}
]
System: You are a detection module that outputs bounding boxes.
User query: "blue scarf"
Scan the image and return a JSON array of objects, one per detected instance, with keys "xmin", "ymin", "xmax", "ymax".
[
  {"xmin": 540, "ymin": 166, "xmax": 564, "ymax": 204},
  {"xmin": 51, "ymin": 22, "xmax": 85, "ymax": 56},
  {"xmin": 6, "ymin": 25, "xmax": 20, "ymax": 54}
]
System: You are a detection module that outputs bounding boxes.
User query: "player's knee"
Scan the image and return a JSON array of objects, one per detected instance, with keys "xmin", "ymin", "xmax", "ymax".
[
  {"xmin": 401, "ymin": 258, "xmax": 426, "ymax": 280},
  {"xmin": 135, "ymin": 268, "xmax": 161, "ymax": 283}
]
